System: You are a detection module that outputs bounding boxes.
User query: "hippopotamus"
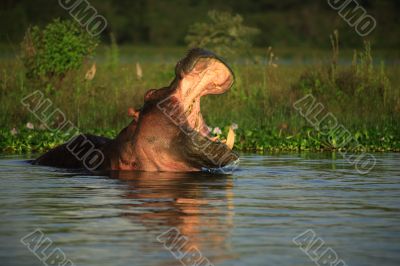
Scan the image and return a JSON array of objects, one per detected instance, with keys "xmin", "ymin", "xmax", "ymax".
[{"xmin": 33, "ymin": 48, "xmax": 239, "ymax": 172}]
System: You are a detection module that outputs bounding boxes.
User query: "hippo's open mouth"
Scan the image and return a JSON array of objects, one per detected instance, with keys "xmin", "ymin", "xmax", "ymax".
[
  {"xmin": 144, "ymin": 48, "xmax": 239, "ymax": 170},
  {"xmin": 173, "ymin": 49, "xmax": 234, "ymax": 137}
]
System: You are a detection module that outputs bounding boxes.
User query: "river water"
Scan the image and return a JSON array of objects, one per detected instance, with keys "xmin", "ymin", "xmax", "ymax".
[{"xmin": 0, "ymin": 153, "xmax": 399, "ymax": 266}]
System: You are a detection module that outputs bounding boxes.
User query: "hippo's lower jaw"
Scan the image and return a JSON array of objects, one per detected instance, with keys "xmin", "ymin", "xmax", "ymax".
[{"xmin": 34, "ymin": 48, "xmax": 239, "ymax": 172}]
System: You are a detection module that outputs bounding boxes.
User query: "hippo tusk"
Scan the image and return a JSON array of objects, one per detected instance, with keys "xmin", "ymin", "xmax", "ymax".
[{"xmin": 226, "ymin": 126, "xmax": 235, "ymax": 150}]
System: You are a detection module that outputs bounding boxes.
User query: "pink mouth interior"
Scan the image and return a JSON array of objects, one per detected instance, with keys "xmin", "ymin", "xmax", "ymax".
[{"xmin": 175, "ymin": 58, "xmax": 234, "ymax": 137}]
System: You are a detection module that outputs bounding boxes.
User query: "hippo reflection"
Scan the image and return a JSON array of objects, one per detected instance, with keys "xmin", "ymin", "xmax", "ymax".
[{"xmin": 108, "ymin": 170, "xmax": 235, "ymax": 264}]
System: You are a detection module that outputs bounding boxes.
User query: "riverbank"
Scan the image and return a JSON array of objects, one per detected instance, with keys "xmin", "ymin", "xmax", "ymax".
[{"xmin": 1, "ymin": 45, "xmax": 399, "ymax": 153}]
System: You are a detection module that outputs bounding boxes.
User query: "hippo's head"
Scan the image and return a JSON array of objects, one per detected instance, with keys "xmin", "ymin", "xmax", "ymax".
[{"xmin": 130, "ymin": 48, "xmax": 239, "ymax": 172}]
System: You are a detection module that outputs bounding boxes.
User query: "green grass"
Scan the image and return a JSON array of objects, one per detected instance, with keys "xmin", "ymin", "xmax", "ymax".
[
  {"xmin": 2, "ymin": 125, "xmax": 399, "ymax": 154},
  {"xmin": 1, "ymin": 44, "xmax": 399, "ymax": 153}
]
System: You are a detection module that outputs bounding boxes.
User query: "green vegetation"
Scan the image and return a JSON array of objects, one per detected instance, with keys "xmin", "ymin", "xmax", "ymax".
[
  {"xmin": 292, "ymin": 32, "xmax": 396, "ymax": 129},
  {"xmin": 0, "ymin": 49, "xmax": 400, "ymax": 152},
  {"xmin": 0, "ymin": 14, "xmax": 399, "ymax": 154},
  {"xmin": 0, "ymin": 128, "xmax": 117, "ymax": 153},
  {"xmin": 185, "ymin": 10, "xmax": 259, "ymax": 57},
  {"xmin": 21, "ymin": 19, "xmax": 98, "ymax": 86},
  {"xmin": 2, "ymin": 125, "xmax": 398, "ymax": 154}
]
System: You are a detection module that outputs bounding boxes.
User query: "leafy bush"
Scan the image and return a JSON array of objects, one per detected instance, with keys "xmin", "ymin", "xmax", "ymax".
[
  {"xmin": 21, "ymin": 19, "xmax": 98, "ymax": 83},
  {"xmin": 185, "ymin": 10, "xmax": 259, "ymax": 57}
]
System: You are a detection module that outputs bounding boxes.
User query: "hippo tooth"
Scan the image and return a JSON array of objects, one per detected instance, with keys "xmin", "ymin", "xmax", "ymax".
[{"xmin": 226, "ymin": 126, "xmax": 235, "ymax": 150}]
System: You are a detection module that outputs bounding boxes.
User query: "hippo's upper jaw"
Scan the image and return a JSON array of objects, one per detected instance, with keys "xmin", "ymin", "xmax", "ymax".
[
  {"xmin": 34, "ymin": 49, "xmax": 239, "ymax": 172},
  {"xmin": 174, "ymin": 49, "xmax": 234, "ymax": 135}
]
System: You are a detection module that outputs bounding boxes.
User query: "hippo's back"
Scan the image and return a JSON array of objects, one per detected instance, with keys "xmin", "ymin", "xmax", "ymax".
[{"xmin": 33, "ymin": 134, "xmax": 111, "ymax": 169}]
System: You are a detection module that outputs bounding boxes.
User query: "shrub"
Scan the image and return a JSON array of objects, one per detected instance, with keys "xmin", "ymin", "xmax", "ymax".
[
  {"xmin": 21, "ymin": 19, "xmax": 98, "ymax": 83},
  {"xmin": 185, "ymin": 10, "xmax": 259, "ymax": 58}
]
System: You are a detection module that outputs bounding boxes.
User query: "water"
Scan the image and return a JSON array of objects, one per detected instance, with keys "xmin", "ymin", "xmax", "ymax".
[{"xmin": 0, "ymin": 153, "xmax": 399, "ymax": 266}]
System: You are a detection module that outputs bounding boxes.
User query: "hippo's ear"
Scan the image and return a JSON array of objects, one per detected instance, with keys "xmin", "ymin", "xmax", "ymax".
[{"xmin": 144, "ymin": 89, "xmax": 157, "ymax": 101}]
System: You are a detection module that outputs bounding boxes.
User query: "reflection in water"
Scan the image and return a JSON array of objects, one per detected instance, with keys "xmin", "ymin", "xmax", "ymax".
[{"xmin": 107, "ymin": 171, "xmax": 236, "ymax": 264}]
